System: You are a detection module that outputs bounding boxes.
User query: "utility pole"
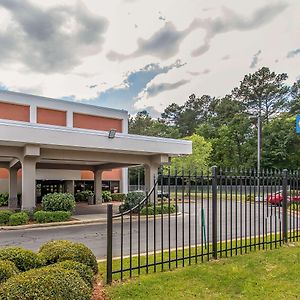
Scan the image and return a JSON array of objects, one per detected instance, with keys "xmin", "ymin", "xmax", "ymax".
[{"xmin": 257, "ymin": 101, "xmax": 262, "ymax": 201}]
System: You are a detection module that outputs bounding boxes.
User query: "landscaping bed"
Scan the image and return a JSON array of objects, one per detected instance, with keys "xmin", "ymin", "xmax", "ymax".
[
  {"xmin": 0, "ymin": 240, "xmax": 98, "ymax": 300},
  {"xmin": 0, "ymin": 192, "xmax": 75, "ymax": 227}
]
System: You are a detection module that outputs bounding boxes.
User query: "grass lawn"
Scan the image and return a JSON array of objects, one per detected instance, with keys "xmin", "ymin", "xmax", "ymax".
[{"xmin": 103, "ymin": 242, "xmax": 300, "ymax": 299}]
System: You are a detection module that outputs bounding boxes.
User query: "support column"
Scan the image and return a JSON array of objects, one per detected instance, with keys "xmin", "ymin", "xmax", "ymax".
[
  {"xmin": 94, "ymin": 169, "xmax": 103, "ymax": 204},
  {"xmin": 120, "ymin": 168, "xmax": 128, "ymax": 194},
  {"xmin": 21, "ymin": 157, "xmax": 37, "ymax": 211},
  {"xmin": 144, "ymin": 163, "xmax": 159, "ymax": 201},
  {"xmin": 64, "ymin": 180, "xmax": 74, "ymax": 195},
  {"xmin": 8, "ymin": 168, "xmax": 18, "ymax": 209}
]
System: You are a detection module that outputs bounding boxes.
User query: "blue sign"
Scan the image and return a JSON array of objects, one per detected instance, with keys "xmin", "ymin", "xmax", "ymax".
[{"xmin": 297, "ymin": 115, "xmax": 300, "ymax": 133}]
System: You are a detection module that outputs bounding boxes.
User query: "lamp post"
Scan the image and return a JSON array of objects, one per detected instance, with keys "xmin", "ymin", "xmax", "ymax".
[
  {"xmin": 257, "ymin": 100, "xmax": 262, "ymax": 201},
  {"xmin": 257, "ymin": 114, "xmax": 261, "ymax": 201}
]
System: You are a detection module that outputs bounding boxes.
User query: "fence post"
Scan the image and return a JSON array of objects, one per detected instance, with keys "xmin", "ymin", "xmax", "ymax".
[
  {"xmin": 282, "ymin": 169, "xmax": 288, "ymax": 243},
  {"xmin": 106, "ymin": 204, "xmax": 113, "ymax": 284},
  {"xmin": 212, "ymin": 166, "xmax": 218, "ymax": 259}
]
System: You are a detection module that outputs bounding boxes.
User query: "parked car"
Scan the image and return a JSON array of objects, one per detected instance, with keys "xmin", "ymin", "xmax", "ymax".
[{"xmin": 267, "ymin": 191, "xmax": 300, "ymax": 205}]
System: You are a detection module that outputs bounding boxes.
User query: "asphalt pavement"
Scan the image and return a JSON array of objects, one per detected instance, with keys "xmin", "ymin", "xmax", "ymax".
[{"xmin": 0, "ymin": 200, "xmax": 295, "ymax": 259}]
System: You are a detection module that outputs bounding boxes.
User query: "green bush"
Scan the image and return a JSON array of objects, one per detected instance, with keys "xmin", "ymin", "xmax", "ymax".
[
  {"xmin": 42, "ymin": 193, "xmax": 75, "ymax": 212},
  {"xmin": 39, "ymin": 240, "xmax": 98, "ymax": 274},
  {"xmin": 0, "ymin": 260, "xmax": 19, "ymax": 283},
  {"xmin": 0, "ymin": 193, "xmax": 9, "ymax": 207},
  {"xmin": 8, "ymin": 212, "xmax": 29, "ymax": 226},
  {"xmin": 102, "ymin": 191, "xmax": 112, "ymax": 202},
  {"xmin": 111, "ymin": 193, "xmax": 126, "ymax": 202},
  {"xmin": 51, "ymin": 260, "xmax": 94, "ymax": 287},
  {"xmin": 140, "ymin": 204, "xmax": 177, "ymax": 215},
  {"xmin": 0, "ymin": 211, "xmax": 13, "ymax": 225},
  {"xmin": 246, "ymin": 195, "xmax": 255, "ymax": 202},
  {"xmin": 34, "ymin": 211, "xmax": 71, "ymax": 223},
  {"xmin": 119, "ymin": 191, "xmax": 145, "ymax": 213},
  {"xmin": 1, "ymin": 266, "xmax": 91, "ymax": 300},
  {"xmin": 0, "ymin": 247, "xmax": 44, "ymax": 272},
  {"xmin": 75, "ymin": 190, "xmax": 94, "ymax": 202}
]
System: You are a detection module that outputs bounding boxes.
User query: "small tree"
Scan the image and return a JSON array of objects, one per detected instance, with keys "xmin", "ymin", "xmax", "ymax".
[{"xmin": 170, "ymin": 134, "xmax": 212, "ymax": 173}]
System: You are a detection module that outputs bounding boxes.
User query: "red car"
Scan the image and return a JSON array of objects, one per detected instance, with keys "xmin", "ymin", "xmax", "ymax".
[{"xmin": 267, "ymin": 192, "xmax": 300, "ymax": 205}]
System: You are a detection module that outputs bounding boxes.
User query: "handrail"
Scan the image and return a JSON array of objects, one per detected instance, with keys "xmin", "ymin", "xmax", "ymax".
[{"xmin": 112, "ymin": 180, "xmax": 158, "ymax": 218}]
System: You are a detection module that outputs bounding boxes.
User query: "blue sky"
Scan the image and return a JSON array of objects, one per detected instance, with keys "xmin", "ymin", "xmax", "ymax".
[{"xmin": 0, "ymin": 0, "xmax": 299, "ymax": 116}]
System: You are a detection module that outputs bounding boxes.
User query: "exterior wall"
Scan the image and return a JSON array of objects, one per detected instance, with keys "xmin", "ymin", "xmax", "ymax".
[
  {"xmin": 37, "ymin": 107, "xmax": 66, "ymax": 127},
  {"xmin": 0, "ymin": 168, "xmax": 8, "ymax": 180},
  {"xmin": 80, "ymin": 169, "xmax": 122, "ymax": 181},
  {"xmin": 73, "ymin": 113, "xmax": 122, "ymax": 132},
  {"xmin": 0, "ymin": 90, "xmax": 128, "ymax": 131},
  {"xmin": 0, "ymin": 101, "xmax": 29, "ymax": 122},
  {"xmin": 0, "ymin": 90, "xmax": 127, "ymax": 189},
  {"xmin": 36, "ymin": 170, "xmax": 81, "ymax": 181},
  {"xmin": 0, "ymin": 169, "xmax": 22, "ymax": 193}
]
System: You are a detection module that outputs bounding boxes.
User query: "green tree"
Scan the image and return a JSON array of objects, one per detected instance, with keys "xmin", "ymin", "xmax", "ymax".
[
  {"xmin": 170, "ymin": 134, "xmax": 212, "ymax": 173},
  {"xmin": 232, "ymin": 67, "xmax": 289, "ymax": 123},
  {"xmin": 289, "ymin": 80, "xmax": 300, "ymax": 114},
  {"xmin": 262, "ymin": 115, "xmax": 300, "ymax": 169},
  {"xmin": 129, "ymin": 110, "xmax": 180, "ymax": 138},
  {"xmin": 161, "ymin": 94, "xmax": 215, "ymax": 137}
]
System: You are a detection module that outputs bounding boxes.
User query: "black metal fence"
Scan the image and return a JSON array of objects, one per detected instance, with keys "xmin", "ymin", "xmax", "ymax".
[{"xmin": 106, "ymin": 167, "xmax": 300, "ymax": 283}]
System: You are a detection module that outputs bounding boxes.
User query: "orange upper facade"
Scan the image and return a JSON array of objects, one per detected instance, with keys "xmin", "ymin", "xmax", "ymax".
[{"xmin": 0, "ymin": 91, "xmax": 129, "ymax": 182}]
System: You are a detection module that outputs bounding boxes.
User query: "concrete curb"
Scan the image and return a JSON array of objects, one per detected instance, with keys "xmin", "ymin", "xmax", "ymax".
[
  {"xmin": 0, "ymin": 212, "xmax": 182, "ymax": 231},
  {"xmin": 0, "ymin": 218, "xmax": 108, "ymax": 231}
]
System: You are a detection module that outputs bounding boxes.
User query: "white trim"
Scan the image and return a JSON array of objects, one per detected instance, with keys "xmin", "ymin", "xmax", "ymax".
[
  {"xmin": 30, "ymin": 104, "xmax": 37, "ymax": 123},
  {"xmin": 0, "ymin": 120, "xmax": 192, "ymax": 156},
  {"xmin": 0, "ymin": 119, "xmax": 191, "ymax": 145}
]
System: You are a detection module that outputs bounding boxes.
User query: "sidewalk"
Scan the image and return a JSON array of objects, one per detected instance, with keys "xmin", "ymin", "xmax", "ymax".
[{"xmin": 0, "ymin": 202, "xmax": 121, "ymax": 230}]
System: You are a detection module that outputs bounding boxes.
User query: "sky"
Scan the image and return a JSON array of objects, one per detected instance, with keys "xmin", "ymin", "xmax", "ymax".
[{"xmin": 0, "ymin": 0, "xmax": 299, "ymax": 117}]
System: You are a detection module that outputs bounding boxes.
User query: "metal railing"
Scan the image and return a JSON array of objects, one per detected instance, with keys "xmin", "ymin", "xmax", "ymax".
[{"xmin": 106, "ymin": 167, "xmax": 299, "ymax": 283}]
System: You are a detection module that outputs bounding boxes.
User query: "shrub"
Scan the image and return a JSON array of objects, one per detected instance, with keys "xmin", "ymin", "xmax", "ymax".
[
  {"xmin": 0, "ymin": 247, "xmax": 44, "ymax": 272},
  {"xmin": 51, "ymin": 260, "xmax": 94, "ymax": 287},
  {"xmin": 1, "ymin": 266, "xmax": 91, "ymax": 300},
  {"xmin": 111, "ymin": 193, "xmax": 126, "ymax": 202},
  {"xmin": 119, "ymin": 191, "xmax": 145, "ymax": 213},
  {"xmin": 102, "ymin": 191, "xmax": 112, "ymax": 202},
  {"xmin": 39, "ymin": 240, "xmax": 98, "ymax": 274},
  {"xmin": 42, "ymin": 193, "xmax": 75, "ymax": 212},
  {"xmin": 0, "ymin": 211, "xmax": 13, "ymax": 225},
  {"xmin": 0, "ymin": 260, "xmax": 19, "ymax": 283},
  {"xmin": 246, "ymin": 195, "xmax": 255, "ymax": 202},
  {"xmin": 34, "ymin": 211, "xmax": 71, "ymax": 223},
  {"xmin": 0, "ymin": 193, "xmax": 9, "ymax": 207},
  {"xmin": 140, "ymin": 204, "xmax": 177, "ymax": 215},
  {"xmin": 75, "ymin": 191, "xmax": 94, "ymax": 202},
  {"xmin": 8, "ymin": 212, "xmax": 29, "ymax": 226}
]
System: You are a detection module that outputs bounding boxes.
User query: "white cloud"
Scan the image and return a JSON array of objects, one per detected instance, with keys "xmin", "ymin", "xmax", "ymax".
[{"xmin": 0, "ymin": 0, "xmax": 299, "ymax": 115}]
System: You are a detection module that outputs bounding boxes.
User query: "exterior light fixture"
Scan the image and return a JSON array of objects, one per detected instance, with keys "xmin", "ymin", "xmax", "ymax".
[{"xmin": 108, "ymin": 128, "xmax": 117, "ymax": 139}]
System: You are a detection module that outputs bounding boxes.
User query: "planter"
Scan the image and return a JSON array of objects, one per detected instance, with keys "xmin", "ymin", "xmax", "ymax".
[{"xmin": 87, "ymin": 195, "xmax": 94, "ymax": 205}]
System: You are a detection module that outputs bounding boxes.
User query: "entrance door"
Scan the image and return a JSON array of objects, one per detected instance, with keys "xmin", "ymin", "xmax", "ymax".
[{"xmin": 36, "ymin": 180, "xmax": 65, "ymax": 202}]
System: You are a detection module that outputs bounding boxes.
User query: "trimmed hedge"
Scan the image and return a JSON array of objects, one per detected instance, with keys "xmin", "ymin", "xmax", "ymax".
[
  {"xmin": 1, "ymin": 266, "xmax": 91, "ymax": 300},
  {"xmin": 111, "ymin": 193, "xmax": 126, "ymax": 202},
  {"xmin": 119, "ymin": 191, "xmax": 145, "ymax": 213},
  {"xmin": 0, "ymin": 247, "xmax": 44, "ymax": 272},
  {"xmin": 34, "ymin": 211, "xmax": 71, "ymax": 223},
  {"xmin": 0, "ymin": 211, "xmax": 13, "ymax": 225},
  {"xmin": 42, "ymin": 193, "xmax": 75, "ymax": 212},
  {"xmin": 102, "ymin": 191, "xmax": 112, "ymax": 202},
  {"xmin": 39, "ymin": 240, "xmax": 98, "ymax": 274},
  {"xmin": 0, "ymin": 260, "xmax": 19, "ymax": 283},
  {"xmin": 51, "ymin": 260, "xmax": 94, "ymax": 287},
  {"xmin": 75, "ymin": 191, "xmax": 94, "ymax": 202},
  {"xmin": 140, "ymin": 204, "xmax": 177, "ymax": 215},
  {"xmin": 8, "ymin": 212, "xmax": 29, "ymax": 226},
  {"xmin": 0, "ymin": 193, "xmax": 9, "ymax": 207}
]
